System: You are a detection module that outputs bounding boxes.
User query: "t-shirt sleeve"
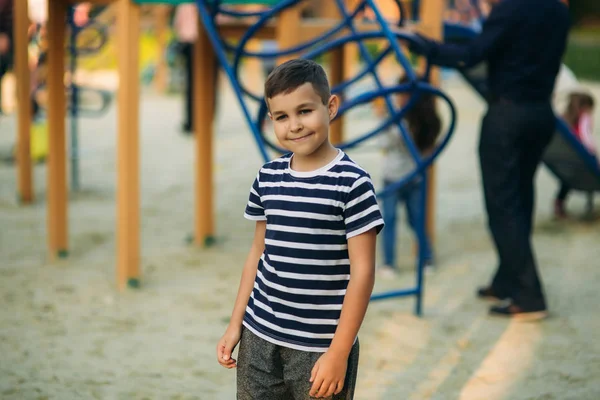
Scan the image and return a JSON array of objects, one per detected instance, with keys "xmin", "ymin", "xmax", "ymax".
[
  {"xmin": 244, "ymin": 172, "xmax": 267, "ymax": 221},
  {"xmin": 344, "ymin": 175, "xmax": 384, "ymax": 239}
]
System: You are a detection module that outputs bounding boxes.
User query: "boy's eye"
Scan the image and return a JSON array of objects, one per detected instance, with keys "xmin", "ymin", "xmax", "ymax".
[
  {"xmin": 299, "ymin": 109, "xmax": 312, "ymax": 115},
  {"xmin": 275, "ymin": 115, "xmax": 287, "ymax": 121}
]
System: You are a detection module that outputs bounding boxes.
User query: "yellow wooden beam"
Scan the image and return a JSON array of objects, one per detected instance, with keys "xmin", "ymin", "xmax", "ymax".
[
  {"xmin": 194, "ymin": 17, "xmax": 217, "ymax": 247},
  {"xmin": 14, "ymin": 0, "xmax": 33, "ymax": 203},
  {"xmin": 47, "ymin": 0, "xmax": 69, "ymax": 258},
  {"xmin": 321, "ymin": 1, "xmax": 346, "ymax": 146},
  {"xmin": 116, "ymin": 0, "xmax": 141, "ymax": 289},
  {"xmin": 275, "ymin": 6, "xmax": 301, "ymax": 65}
]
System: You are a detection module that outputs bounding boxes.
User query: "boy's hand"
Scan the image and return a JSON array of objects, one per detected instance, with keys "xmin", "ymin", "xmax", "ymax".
[
  {"xmin": 216, "ymin": 326, "xmax": 242, "ymax": 369},
  {"xmin": 309, "ymin": 350, "xmax": 348, "ymax": 398}
]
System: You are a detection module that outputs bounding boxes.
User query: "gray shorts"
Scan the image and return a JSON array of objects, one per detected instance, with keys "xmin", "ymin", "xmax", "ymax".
[{"xmin": 236, "ymin": 327, "xmax": 360, "ymax": 400}]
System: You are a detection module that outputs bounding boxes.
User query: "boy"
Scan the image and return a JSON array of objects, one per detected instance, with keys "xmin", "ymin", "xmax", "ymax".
[{"xmin": 216, "ymin": 59, "xmax": 384, "ymax": 399}]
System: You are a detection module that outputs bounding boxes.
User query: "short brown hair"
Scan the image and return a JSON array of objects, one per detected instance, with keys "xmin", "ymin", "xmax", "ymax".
[
  {"xmin": 397, "ymin": 75, "xmax": 442, "ymax": 152},
  {"xmin": 265, "ymin": 59, "xmax": 331, "ymax": 105}
]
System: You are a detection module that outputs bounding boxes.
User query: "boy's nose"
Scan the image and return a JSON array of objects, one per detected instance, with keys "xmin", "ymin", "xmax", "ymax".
[{"xmin": 289, "ymin": 119, "xmax": 303, "ymax": 133}]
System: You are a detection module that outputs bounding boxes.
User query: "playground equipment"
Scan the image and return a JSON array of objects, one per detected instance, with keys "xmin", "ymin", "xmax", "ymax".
[
  {"xmin": 194, "ymin": 0, "xmax": 456, "ymax": 314},
  {"xmin": 13, "ymin": 0, "xmax": 454, "ymax": 315},
  {"xmin": 28, "ymin": 12, "xmax": 114, "ymax": 188},
  {"xmin": 67, "ymin": 8, "xmax": 114, "ymax": 191},
  {"xmin": 7, "ymin": 12, "xmax": 112, "ymax": 166},
  {"xmin": 445, "ymin": 22, "xmax": 600, "ymax": 216}
]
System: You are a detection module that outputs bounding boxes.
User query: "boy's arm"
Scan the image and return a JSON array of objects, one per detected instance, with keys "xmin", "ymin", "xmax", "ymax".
[
  {"xmin": 217, "ymin": 220, "xmax": 266, "ymax": 368},
  {"xmin": 228, "ymin": 220, "xmax": 266, "ymax": 329},
  {"xmin": 309, "ymin": 228, "xmax": 377, "ymax": 397},
  {"xmin": 330, "ymin": 228, "xmax": 376, "ymax": 356}
]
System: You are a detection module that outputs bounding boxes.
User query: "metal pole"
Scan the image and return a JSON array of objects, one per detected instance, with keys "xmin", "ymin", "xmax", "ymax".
[{"xmin": 69, "ymin": 7, "xmax": 81, "ymax": 191}]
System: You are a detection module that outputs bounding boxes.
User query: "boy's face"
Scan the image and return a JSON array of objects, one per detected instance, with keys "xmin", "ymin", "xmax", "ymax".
[{"xmin": 267, "ymin": 83, "xmax": 338, "ymax": 157}]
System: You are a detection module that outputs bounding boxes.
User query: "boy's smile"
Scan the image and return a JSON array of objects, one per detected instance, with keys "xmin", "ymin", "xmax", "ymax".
[
  {"xmin": 290, "ymin": 132, "xmax": 315, "ymax": 142},
  {"xmin": 267, "ymin": 83, "xmax": 339, "ymax": 171}
]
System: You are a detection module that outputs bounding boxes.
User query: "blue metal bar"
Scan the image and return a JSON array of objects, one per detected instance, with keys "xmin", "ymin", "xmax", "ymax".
[
  {"xmin": 371, "ymin": 287, "xmax": 419, "ymax": 301},
  {"xmin": 414, "ymin": 173, "xmax": 428, "ymax": 315},
  {"xmin": 369, "ymin": 159, "xmax": 430, "ymax": 314},
  {"xmin": 217, "ymin": 5, "xmax": 272, "ymax": 18}
]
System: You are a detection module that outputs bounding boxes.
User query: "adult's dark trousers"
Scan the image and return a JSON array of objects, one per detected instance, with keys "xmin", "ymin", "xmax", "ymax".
[
  {"xmin": 479, "ymin": 100, "xmax": 555, "ymax": 310},
  {"xmin": 556, "ymin": 183, "xmax": 570, "ymax": 202},
  {"xmin": 179, "ymin": 41, "xmax": 194, "ymax": 131}
]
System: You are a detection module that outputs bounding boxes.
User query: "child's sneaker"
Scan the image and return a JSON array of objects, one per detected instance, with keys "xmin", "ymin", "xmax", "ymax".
[
  {"xmin": 424, "ymin": 261, "xmax": 436, "ymax": 274},
  {"xmin": 554, "ymin": 199, "xmax": 567, "ymax": 219},
  {"xmin": 377, "ymin": 265, "xmax": 397, "ymax": 279}
]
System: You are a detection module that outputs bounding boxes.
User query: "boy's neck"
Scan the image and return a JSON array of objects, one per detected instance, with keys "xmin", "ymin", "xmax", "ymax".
[{"xmin": 290, "ymin": 141, "xmax": 339, "ymax": 172}]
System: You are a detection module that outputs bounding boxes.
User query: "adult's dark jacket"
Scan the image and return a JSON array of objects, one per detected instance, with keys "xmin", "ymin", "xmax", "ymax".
[{"xmin": 413, "ymin": 0, "xmax": 570, "ymax": 103}]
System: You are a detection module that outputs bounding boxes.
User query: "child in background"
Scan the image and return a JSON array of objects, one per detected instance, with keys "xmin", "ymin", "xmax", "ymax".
[
  {"xmin": 216, "ymin": 59, "xmax": 384, "ymax": 399},
  {"xmin": 554, "ymin": 91, "xmax": 597, "ymax": 218},
  {"xmin": 379, "ymin": 75, "xmax": 441, "ymax": 276}
]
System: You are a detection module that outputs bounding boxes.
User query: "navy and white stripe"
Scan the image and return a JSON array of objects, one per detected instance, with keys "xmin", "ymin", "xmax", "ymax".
[{"xmin": 243, "ymin": 150, "xmax": 384, "ymax": 352}]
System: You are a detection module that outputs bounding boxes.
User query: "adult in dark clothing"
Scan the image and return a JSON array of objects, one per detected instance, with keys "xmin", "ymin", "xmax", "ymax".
[
  {"xmin": 411, "ymin": 0, "xmax": 570, "ymax": 319},
  {"xmin": 0, "ymin": 0, "xmax": 14, "ymax": 113},
  {"xmin": 174, "ymin": 4, "xmax": 197, "ymax": 134},
  {"xmin": 0, "ymin": 0, "xmax": 12, "ymax": 59}
]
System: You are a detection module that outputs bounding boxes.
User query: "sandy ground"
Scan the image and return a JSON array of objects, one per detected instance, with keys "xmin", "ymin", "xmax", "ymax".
[{"xmin": 1, "ymin": 72, "xmax": 600, "ymax": 400}]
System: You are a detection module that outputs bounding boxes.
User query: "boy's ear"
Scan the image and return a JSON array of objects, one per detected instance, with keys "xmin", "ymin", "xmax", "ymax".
[
  {"xmin": 268, "ymin": 112, "xmax": 273, "ymax": 121},
  {"xmin": 328, "ymin": 94, "xmax": 340, "ymax": 121}
]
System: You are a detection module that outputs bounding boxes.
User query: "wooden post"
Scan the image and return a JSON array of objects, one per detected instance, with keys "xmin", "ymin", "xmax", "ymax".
[
  {"xmin": 245, "ymin": 39, "xmax": 264, "ymax": 93},
  {"xmin": 14, "ymin": 0, "xmax": 33, "ymax": 203},
  {"xmin": 47, "ymin": 0, "xmax": 68, "ymax": 258},
  {"xmin": 275, "ymin": 6, "xmax": 300, "ymax": 65},
  {"xmin": 329, "ymin": 49, "xmax": 344, "ymax": 145},
  {"xmin": 419, "ymin": 0, "xmax": 444, "ymax": 247},
  {"xmin": 323, "ymin": 1, "xmax": 349, "ymax": 145},
  {"xmin": 116, "ymin": 0, "xmax": 141, "ymax": 289},
  {"xmin": 322, "ymin": 2, "xmax": 345, "ymax": 145},
  {"xmin": 194, "ymin": 19, "xmax": 216, "ymax": 247}
]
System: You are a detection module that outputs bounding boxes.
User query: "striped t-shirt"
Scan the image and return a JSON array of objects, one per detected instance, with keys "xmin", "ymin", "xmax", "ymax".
[{"xmin": 243, "ymin": 150, "xmax": 384, "ymax": 352}]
